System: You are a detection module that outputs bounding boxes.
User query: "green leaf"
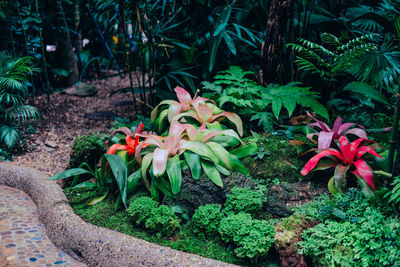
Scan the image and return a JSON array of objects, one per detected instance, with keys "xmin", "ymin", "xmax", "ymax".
[
  {"xmin": 105, "ymin": 154, "xmax": 128, "ymax": 208},
  {"xmin": 354, "ymin": 173, "xmax": 375, "ymax": 197},
  {"xmin": 71, "ymin": 181, "xmax": 96, "ymax": 190},
  {"xmin": 223, "ymin": 32, "xmax": 236, "ymax": 55},
  {"xmin": 206, "ymin": 141, "xmax": 235, "ymax": 169},
  {"xmin": 151, "ymin": 180, "xmax": 159, "ymax": 201},
  {"xmin": 343, "ymin": 82, "xmax": 390, "ymax": 105},
  {"xmin": 271, "ymin": 98, "xmax": 283, "ymax": 119},
  {"xmin": 127, "ymin": 169, "xmax": 141, "ymax": 195},
  {"xmin": 328, "ymin": 177, "xmax": 339, "ymax": 194},
  {"xmin": 166, "ymin": 155, "xmax": 182, "ymax": 195},
  {"xmin": 183, "ymin": 151, "xmax": 201, "ymax": 180},
  {"xmin": 180, "ymin": 140, "xmax": 219, "ymax": 162},
  {"xmin": 141, "ymin": 152, "xmax": 153, "ymax": 191},
  {"xmin": 214, "ymin": 163, "xmax": 230, "ymax": 176},
  {"xmin": 214, "ymin": 22, "xmax": 228, "ymax": 36},
  {"xmin": 48, "ymin": 168, "xmax": 91, "ymax": 180},
  {"xmin": 333, "ymin": 164, "xmax": 350, "ymax": 193},
  {"xmin": 201, "ymin": 160, "xmax": 223, "ymax": 187},
  {"xmin": 88, "ymin": 192, "xmax": 108, "ymax": 206},
  {"xmin": 230, "ymin": 143, "xmax": 258, "ymax": 158}
]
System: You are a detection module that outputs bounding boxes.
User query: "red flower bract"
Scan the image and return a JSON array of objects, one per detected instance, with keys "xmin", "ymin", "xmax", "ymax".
[
  {"xmin": 301, "ymin": 136, "xmax": 382, "ymax": 191},
  {"xmin": 106, "ymin": 122, "xmax": 146, "ymax": 156}
]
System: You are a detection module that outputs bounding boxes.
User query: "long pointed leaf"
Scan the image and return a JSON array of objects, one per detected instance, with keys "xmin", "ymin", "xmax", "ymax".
[
  {"xmin": 48, "ymin": 168, "xmax": 91, "ymax": 180},
  {"xmin": 166, "ymin": 155, "xmax": 182, "ymax": 195},
  {"xmin": 184, "ymin": 151, "xmax": 201, "ymax": 180},
  {"xmin": 105, "ymin": 154, "xmax": 128, "ymax": 208},
  {"xmin": 201, "ymin": 160, "xmax": 223, "ymax": 187},
  {"xmin": 334, "ymin": 164, "xmax": 349, "ymax": 192}
]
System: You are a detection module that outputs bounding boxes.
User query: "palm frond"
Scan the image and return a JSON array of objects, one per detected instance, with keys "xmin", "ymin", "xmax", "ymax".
[{"xmin": 0, "ymin": 125, "xmax": 19, "ymax": 149}]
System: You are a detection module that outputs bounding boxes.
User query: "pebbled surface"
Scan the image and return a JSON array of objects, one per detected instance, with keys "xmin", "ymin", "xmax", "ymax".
[{"xmin": 0, "ymin": 185, "xmax": 86, "ymax": 266}]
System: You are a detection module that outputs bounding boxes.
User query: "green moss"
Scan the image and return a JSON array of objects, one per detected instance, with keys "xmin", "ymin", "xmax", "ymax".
[
  {"xmin": 64, "ymin": 188, "xmax": 247, "ymax": 265},
  {"xmin": 68, "ymin": 134, "xmax": 105, "ymax": 169},
  {"xmin": 242, "ymin": 134, "xmax": 307, "ymax": 184}
]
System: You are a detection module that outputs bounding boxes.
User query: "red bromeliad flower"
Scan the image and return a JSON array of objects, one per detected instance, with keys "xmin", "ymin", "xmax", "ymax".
[
  {"xmin": 106, "ymin": 122, "xmax": 147, "ymax": 156},
  {"xmin": 306, "ymin": 111, "xmax": 368, "ymax": 149},
  {"xmin": 301, "ymin": 135, "xmax": 382, "ymax": 193}
]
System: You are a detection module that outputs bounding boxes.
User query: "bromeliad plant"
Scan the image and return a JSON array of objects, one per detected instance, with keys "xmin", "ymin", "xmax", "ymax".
[
  {"xmin": 301, "ymin": 135, "xmax": 382, "ymax": 195},
  {"xmin": 49, "ymin": 123, "xmax": 148, "ymax": 208},
  {"xmin": 138, "ymin": 121, "xmax": 252, "ymax": 200},
  {"xmin": 306, "ymin": 111, "xmax": 368, "ymax": 149},
  {"xmin": 151, "ymin": 86, "xmax": 243, "ymax": 136}
]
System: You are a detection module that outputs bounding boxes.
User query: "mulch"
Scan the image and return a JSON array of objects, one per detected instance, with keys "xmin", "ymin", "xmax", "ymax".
[{"xmin": 11, "ymin": 71, "xmax": 145, "ymax": 177}]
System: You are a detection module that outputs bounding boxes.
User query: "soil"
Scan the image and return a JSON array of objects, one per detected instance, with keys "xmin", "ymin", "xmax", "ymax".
[{"xmin": 10, "ymin": 71, "xmax": 149, "ymax": 177}]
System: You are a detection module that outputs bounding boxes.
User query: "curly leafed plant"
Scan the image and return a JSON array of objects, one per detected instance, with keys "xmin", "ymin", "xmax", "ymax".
[
  {"xmin": 306, "ymin": 111, "xmax": 368, "ymax": 149},
  {"xmin": 151, "ymin": 86, "xmax": 243, "ymax": 136},
  {"xmin": 301, "ymin": 135, "xmax": 382, "ymax": 195}
]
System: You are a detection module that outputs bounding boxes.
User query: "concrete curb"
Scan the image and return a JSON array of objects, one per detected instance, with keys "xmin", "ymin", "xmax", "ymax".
[{"xmin": 0, "ymin": 163, "xmax": 236, "ymax": 267}]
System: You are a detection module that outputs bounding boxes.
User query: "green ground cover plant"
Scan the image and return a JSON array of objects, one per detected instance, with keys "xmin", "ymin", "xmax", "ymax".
[
  {"xmin": 295, "ymin": 189, "xmax": 400, "ymax": 266},
  {"xmin": 191, "ymin": 204, "xmax": 223, "ymax": 237},
  {"xmin": 223, "ymin": 186, "xmax": 265, "ymax": 216},
  {"xmin": 65, "ymin": 187, "xmax": 279, "ymax": 265}
]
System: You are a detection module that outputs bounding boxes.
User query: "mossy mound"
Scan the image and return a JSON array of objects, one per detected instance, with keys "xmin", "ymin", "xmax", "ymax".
[
  {"xmin": 68, "ymin": 134, "xmax": 105, "ymax": 169},
  {"xmin": 242, "ymin": 134, "xmax": 308, "ymax": 184}
]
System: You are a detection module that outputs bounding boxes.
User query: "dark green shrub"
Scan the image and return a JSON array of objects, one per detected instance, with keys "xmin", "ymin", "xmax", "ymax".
[
  {"xmin": 127, "ymin": 196, "xmax": 158, "ymax": 224},
  {"xmin": 145, "ymin": 205, "xmax": 180, "ymax": 237},
  {"xmin": 68, "ymin": 134, "xmax": 105, "ymax": 169},
  {"xmin": 223, "ymin": 186, "xmax": 264, "ymax": 215},
  {"xmin": 192, "ymin": 204, "xmax": 223, "ymax": 236},
  {"xmin": 218, "ymin": 212, "xmax": 275, "ymax": 260}
]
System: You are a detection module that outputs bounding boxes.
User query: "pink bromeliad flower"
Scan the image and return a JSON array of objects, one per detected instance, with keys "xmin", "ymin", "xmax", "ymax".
[{"xmin": 306, "ymin": 111, "xmax": 368, "ymax": 149}]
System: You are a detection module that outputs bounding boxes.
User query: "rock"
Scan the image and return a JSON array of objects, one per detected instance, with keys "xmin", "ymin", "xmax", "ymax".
[
  {"xmin": 163, "ymin": 169, "xmax": 257, "ymax": 215},
  {"xmin": 85, "ymin": 111, "xmax": 116, "ymax": 121},
  {"xmin": 164, "ymin": 170, "xmax": 325, "ymax": 217},
  {"xmin": 63, "ymin": 82, "xmax": 98, "ymax": 96},
  {"xmin": 274, "ymin": 215, "xmax": 318, "ymax": 267},
  {"xmin": 44, "ymin": 140, "xmax": 58, "ymax": 148},
  {"xmin": 264, "ymin": 181, "xmax": 326, "ymax": 217}
]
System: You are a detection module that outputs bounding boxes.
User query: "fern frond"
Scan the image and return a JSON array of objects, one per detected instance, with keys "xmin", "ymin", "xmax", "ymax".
[
  {"xmin": 321, "ymin": 33, "xmax": 342, "ymax": 47},
  {"xmin": 296, "ymin": 38, "xmax": 335, "ymax": 57},
  {"xmin": 250, "ymin": 111, "xmax": 275, "ymax": 132},
  {"xmin": 387, "ymin": 176, "xmax": 400, "ymax": 205},
  {"xmin": 337, "ymin": 34, "xmax": 376, "ymax": 51}
]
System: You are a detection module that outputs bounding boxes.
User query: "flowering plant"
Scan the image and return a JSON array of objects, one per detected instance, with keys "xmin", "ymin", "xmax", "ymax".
[{"xmin": 301, "ymin": 135, "xmax": 381, "ymax": 195}]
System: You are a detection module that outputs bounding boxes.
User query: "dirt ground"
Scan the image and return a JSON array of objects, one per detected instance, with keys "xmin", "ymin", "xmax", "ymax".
[{"xmin": 9, "ymin": 71, "xmax": 148, "ymax": 177}]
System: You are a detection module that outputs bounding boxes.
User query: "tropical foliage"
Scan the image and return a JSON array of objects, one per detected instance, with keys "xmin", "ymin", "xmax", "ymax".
[
  {"xmin": 0, "ymin": 52, "xmax": 40, "ymax": 149},
  {"xmin": 203, "ymin": 66, "xmax": 328, "ymax": 132}
]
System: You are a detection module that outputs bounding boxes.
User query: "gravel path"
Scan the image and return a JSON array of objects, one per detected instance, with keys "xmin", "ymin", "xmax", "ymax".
[{"xmin": 0, "ymin": 185, "xmax": 86, "ymax": 266}]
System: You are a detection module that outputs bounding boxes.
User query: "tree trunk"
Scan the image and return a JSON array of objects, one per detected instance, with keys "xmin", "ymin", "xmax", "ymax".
[
  {"xmin": 261, "ymin": 0, "xmax": 293, "ymax": 84},
  {"xmin": 54, "ymin": 0, "xmax": 79, "ymax": 86}
]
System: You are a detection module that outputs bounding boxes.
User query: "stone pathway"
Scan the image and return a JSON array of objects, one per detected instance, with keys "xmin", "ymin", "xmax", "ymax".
[{"xmin": 0, "ymin": 185, "xmax": 86, "ymax": 266}]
